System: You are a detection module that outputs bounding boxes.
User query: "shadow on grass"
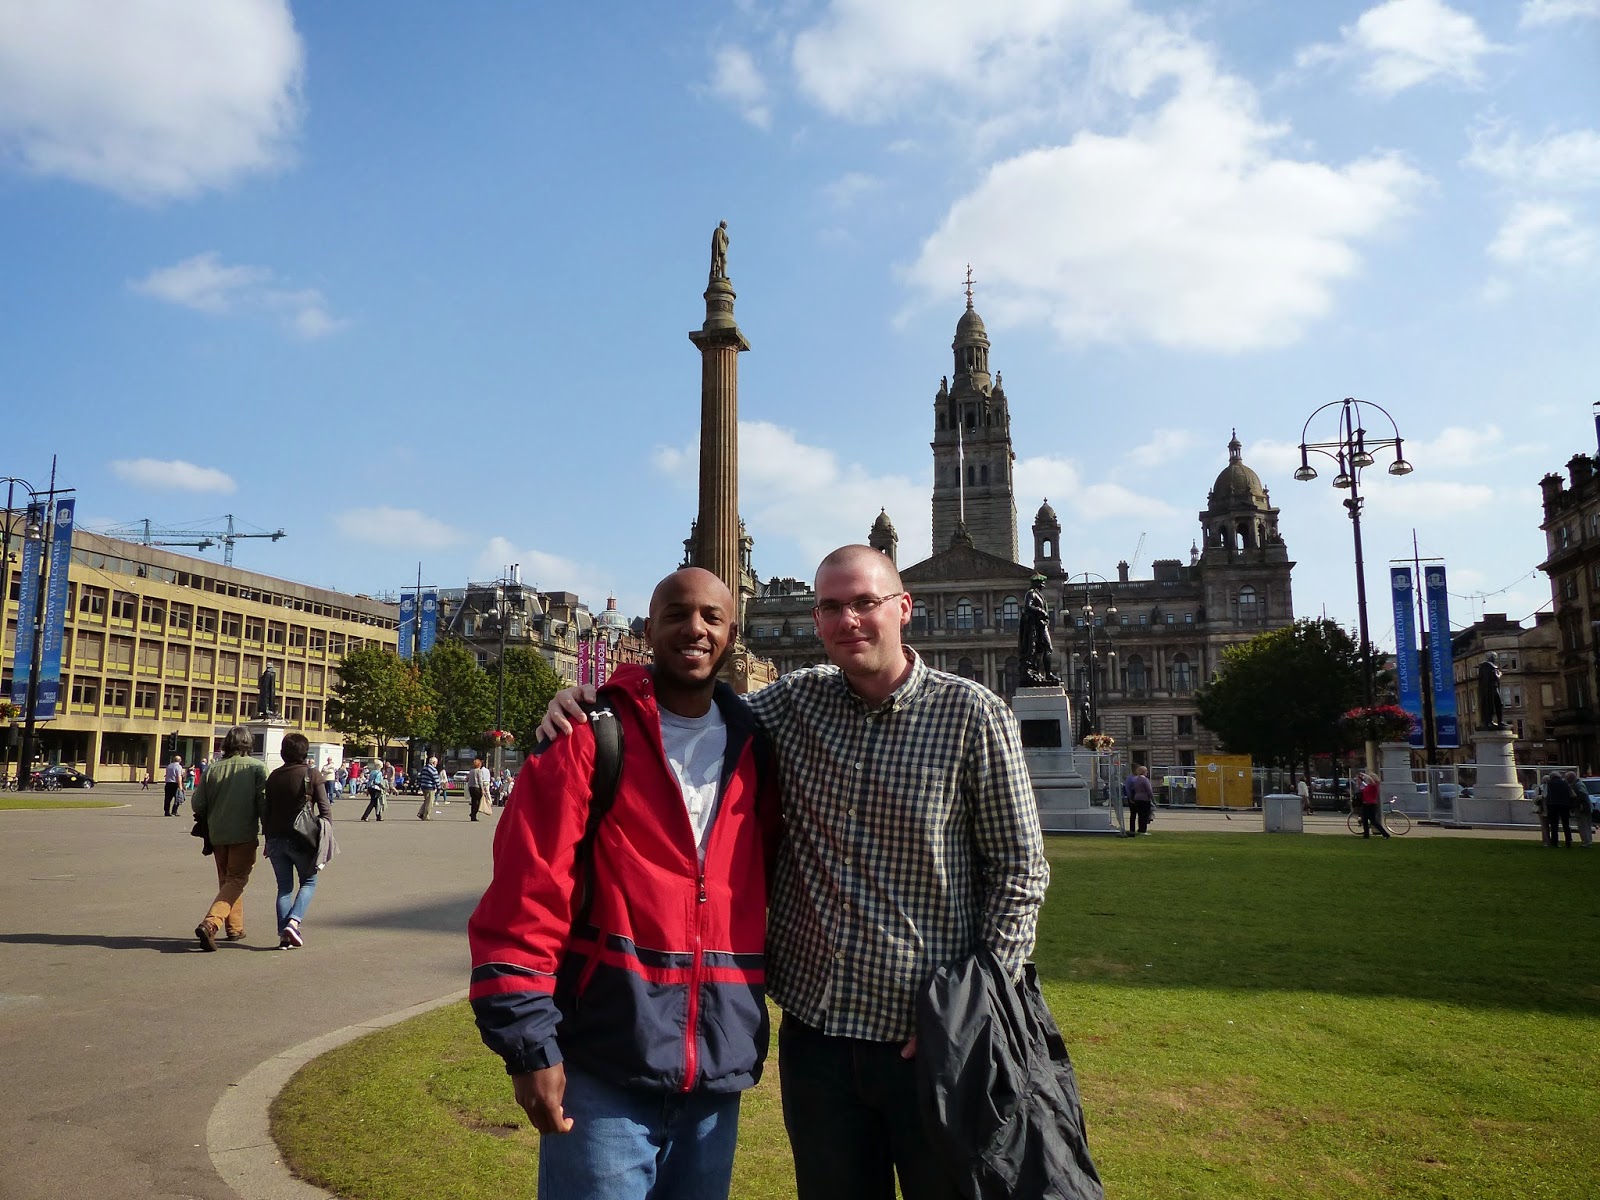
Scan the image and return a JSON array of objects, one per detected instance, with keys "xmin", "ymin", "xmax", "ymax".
[{"xmin": 1035, "ymin": 834, "xmax": 1600, "ymax": 1014}]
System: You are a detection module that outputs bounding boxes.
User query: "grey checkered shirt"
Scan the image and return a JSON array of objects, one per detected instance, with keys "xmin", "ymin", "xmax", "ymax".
[{"xmin": 747, "ymin": 649, "xmax": 1049, "ymax": 1042}]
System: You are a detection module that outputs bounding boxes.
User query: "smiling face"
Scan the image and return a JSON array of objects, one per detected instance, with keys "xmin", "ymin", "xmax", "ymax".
[
  {"xmin": 646, "ymin": 568, "xmax": 736, "ymax": 712},
  {"xmin": 813, "ymin": 546, "xmax": 913, "ymax": 696}
]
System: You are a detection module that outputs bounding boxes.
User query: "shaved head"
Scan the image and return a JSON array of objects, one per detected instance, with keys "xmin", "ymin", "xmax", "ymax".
[
  {"xmin": 814, "ymin": 545, "xmax": 902, "ymax": 593},
  {"xmin": 647, "ymin": 567, "xmax": 737, "ymax": 713},
  {"xmin": 651, "ymin": 566, "xmax": 735, "ymax": 616}
]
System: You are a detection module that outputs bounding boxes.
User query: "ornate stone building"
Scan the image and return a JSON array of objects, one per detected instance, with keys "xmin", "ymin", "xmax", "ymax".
[
  {"xmin": 745, "ymin": 297, "xmax": 1297, "ymax": 769},
  {"xmin": 1537, "ymin": 451, "xmax": 1600, "ymax": 770},
  {"xmin": 1449, "ymin": 612, "xmax": 1561, "ymax": 766}
]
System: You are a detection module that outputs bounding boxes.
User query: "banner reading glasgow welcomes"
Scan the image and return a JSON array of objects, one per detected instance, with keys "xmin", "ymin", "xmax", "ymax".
[
  {"xmin": 33, "ymin": 498, "xmax": 76, "ymax": 720},
  {"xmin": 9, "ymin": 503, "xmax": 44, "ymax": 708},
  {"xmin": 1425, "ymin": 567, "xmax": 1458, "ymax": 748},
  {"xmin": 398, "ymin": 593, "xmax": 416, "ymax": 660},
  {"xmin": 418, "ymin": 590, "xmax": 439, "ymax": 656},
  {"xmin": 1391, "ymin": 568, "xmax": 1424, "ymax": 747}
]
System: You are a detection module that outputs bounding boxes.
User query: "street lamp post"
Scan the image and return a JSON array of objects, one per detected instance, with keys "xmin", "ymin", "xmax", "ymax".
[
  {"xmin": 18, "ymin": 459, "xmax": 68, "ymax": 784},
  {"xmin": 1065, "ymin": 573, "xmax": 1118, "ymax": 740},
  {"xmin": 493, "ymin": 569, "xmax": 522, "ymax": 778},
  {"xmin": 1295, "ymin": 397, "xmax": 1413, "ymax": 772}
]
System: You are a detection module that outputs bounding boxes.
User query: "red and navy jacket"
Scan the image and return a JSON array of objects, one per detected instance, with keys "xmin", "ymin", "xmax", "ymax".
[{"xmin": 468, "ymin": 664, "xmax": 781, "ymax": 1094}]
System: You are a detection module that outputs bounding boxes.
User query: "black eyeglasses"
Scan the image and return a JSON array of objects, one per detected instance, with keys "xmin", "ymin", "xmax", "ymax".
[{"xmin": 813, "ymin": 592, "xmax": 903, "ymax": 621}]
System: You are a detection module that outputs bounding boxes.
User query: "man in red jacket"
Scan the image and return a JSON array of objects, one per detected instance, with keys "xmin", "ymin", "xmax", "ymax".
[{"xmin": 468, "ymin": 568, "xmax": 781, "ymax": 1200}]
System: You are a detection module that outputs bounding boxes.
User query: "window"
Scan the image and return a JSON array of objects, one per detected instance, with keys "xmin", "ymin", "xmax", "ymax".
[
  {"xmin": 166, "ymin": 645, "xmax": 189, "ymax": 675},
  {"xmin": 73, "ymin": 632, "xmax": 104, "ymax": 668},
  {"xmin": 168, "ymin": 603, "xmax": 192, "ymax": 633},
  {"xmin": 244, "ymin": 617, "xmax": 265, "ymax": 643},
  {"xmin": 193, "ymin": 648, "xmax": 214, "ymax": 680},
  {"xmin": 140, "ymin": 597, "xmax": 165, "ymax": 627},
  {"xmin": 70, "ymin": 678, "xmax": 99, "ymax": 708},
  {"xmin": 1166, "ymin": 613, "xmax": 1176, "ymax": 625},
  {"xmin": 137, "ymin": 641, "xmax": 162, "ymax": 674},
  {"xmin": 309, "ymin": 664, "xmax": 324, "ymax": 690},
  {"xmin": 956, "ymin": 656, "xmax": 975, "ymax": 679},
  {"xmin": 111, "ymin": 591, "xmax": 137, "ymax": 622},
  {"xmin": 77, "ymin": 587, "xmax": 107, "ymax": 618},
  {"xmin": 1590, "ymin": 511, "xmax": 1600, "ymax": 539},
  {"xmin": 284, "ymin": 697, "xmax": 303, "ymax": 722},
  {"xmin": 329, "ymin": 632, "xmax": 346, "ymax": 656},
  {"xmin": 266, "ymin": 621, "xmax": 287, "ymax": 646},
  {"xmin": 1237, "ymin": 586, "xmax": 1258, "ymax": 619},
  {"xmin": 1126, "ymin": 655, "xmax": 1147, "ymax": 693},
  {"xmin": 1592, "ymin": 562, "xmax": 1600, "ymax": 589},
  {"xmin": 107, "ymin": 636, "xmax": 134, "ymax": 673},
  {"xmin": 1564, "ymin": 575, "xmax": 1579, "ymax": 600},
  {"xmin": 1542, "ymin": 683, "xmax": 1556, "ymax": 706},
  {"xmin": 305, "ymin": 699, "xmax": 322, "ymax": 724},
  {"xmin": 1173, "ymin": 655, "xmax": 1194, "ymax": 694},
  {"xmin": 134, "ymin": 682, "xmax": 158, "ymax": 712},
  {"xmin": 1130, "ymin": 716, "xmax": 1147, "ymax": 737},
  {"xmin": 1557, "ymin": 524, "xmax": 1572, "ymax": 550},
  {"xmin": 1184, "ymin": 613, "xmax": 1194, "ymax": 624},
  {"xmin": 189, "ymin": 690, "xmax": 211, "ymax": 717},
  {"xmin": 1177, "ymin": 715, "xmax": 1195, "ymax": 736},
  {"xmin": 221, "ymin": 613, "xmax": 242, "ymax": 639},
  {"xmin": 286, "ymin": 662, "xmax": 305, "ymax": 689},
  {"xmin": 196, "ymin": 607, "xmax": 219, "ymax": 635},
  {"xmin": 1139, "ymin": 613, "xmax": 1148, "ymax": 625},
  {"xmin": 309, "ymin": 629, "xmax": 326, "ymax": 652},
  {"xmin": 162, "ymin": 685, "xmax": 186, "ymax": 714},
  {"xmin": 289, "ymin": 625, "xmax": 307, "ymax": 648},
  {"xmin": 955, "ymin": 599, "xmax": 976, "ymax": 630},
  {"xmin": 1178, "ymin": 749, "xmax": 1196, "ymax": 768},
  {"xmin": 1001, "ymin": 596, "xmax": 1020, "ymax": 632},
  {"xmin": 219, "ymin": 652, "xmax": 239, "ymax": 683},
  {"xmin": 910, "ymin": 600, "xmax": 930, "ymax": 634},
  {"xmin": 104, "ymin": 680, "xmax": 129, "ymax": 712}
]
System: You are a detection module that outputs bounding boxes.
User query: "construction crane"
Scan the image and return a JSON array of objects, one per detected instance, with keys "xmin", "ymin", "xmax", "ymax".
[
  {"xmin": 100, "ymin": 514, "xmax": 286, "ymax": 565},
  {"xmin": 1129, "ymin": 531, "xmax": 1148, "ymax": 574}
]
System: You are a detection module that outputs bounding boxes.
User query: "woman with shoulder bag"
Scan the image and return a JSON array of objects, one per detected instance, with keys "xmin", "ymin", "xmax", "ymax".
[{"xmin": 264, "ymin": 732, "xmax": 334, "ymax": 949}]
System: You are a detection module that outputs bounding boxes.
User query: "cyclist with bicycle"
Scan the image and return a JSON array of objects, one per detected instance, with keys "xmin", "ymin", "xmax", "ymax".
[{"xmin": 1356, "ymin": 771, "xmax": 1389, "ymax": 839}]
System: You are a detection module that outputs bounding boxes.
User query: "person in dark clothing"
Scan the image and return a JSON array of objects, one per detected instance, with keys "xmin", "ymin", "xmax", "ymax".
[
  {"xmin": 1357, "ymin": 772, "xmax": 1389, "ymax": 839},
  {"xmin": 360, "ymin": 770, "xmax": 386, "ymax": 821},
  {"xmin": 263, "ymin": 732, "xmax": 334, "ymax": 948},
  {"xmin": 1123, "ymin": 765, "xmax": 1155, "ymax": 835},
  {"xmin": 1544, "ymin": 771, "xmax": 1574, "ymax": 848}
]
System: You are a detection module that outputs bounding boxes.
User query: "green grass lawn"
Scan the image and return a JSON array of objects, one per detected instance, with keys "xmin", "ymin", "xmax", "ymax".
[
  {"xmin": 273, "ymin": 835, "xmax": 1600, "ymax": 1199},
  {"xmin": 0, "ymin": 795, "xmax": 120, "ymax": 810}
]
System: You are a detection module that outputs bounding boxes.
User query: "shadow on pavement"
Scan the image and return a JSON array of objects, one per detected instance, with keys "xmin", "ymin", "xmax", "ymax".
[
  {"xmin": 0, "ymin": 932, "xmax": 198, "ymax": 954},
  {"xmin": 318, "ymin": 895, "xmax": 480, "ymax": 935}
]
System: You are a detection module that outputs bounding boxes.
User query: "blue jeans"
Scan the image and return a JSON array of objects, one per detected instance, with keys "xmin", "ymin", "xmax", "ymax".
[
  {"xmin": 537, "ymin": 1067, "xmax": 741, "ymax": 1200},
  {"xmin": 777, "ymin": 1014, "xmax": 960, "ymax": 1200},
  {"xmin": 264, "ymin": 836, "xmax": 319, "ymax": 932}
]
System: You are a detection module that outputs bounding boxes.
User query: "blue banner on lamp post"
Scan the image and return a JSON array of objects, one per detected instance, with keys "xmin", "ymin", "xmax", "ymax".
[
  {"xmin": 9, "ymin": 503, "xmax": 43, "ymax": 708},
  {"xmin": 1424, "ymin": 567, "xmax": 1459, "ymax": 748},
  {"xmin": 418, "ymin": 590, "xmax": 438, "ymax": 656},
  {"xmin": 397, "ymin": 593, "xmax": 416, "ymax": 659},
  {"xmin": 1391, "ymin": 567, "xmax": 1423, "ymax": 747},
  {"xmin": 33, "ymin": 498, "xmax": 75, "ymax": 720}
]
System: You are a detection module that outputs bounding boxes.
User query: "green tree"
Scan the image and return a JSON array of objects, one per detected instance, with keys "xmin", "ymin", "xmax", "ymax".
[
  {"xmin": 498, "ymin": 646, "xmax": 567, "ymax": 761},
  {"xmin": 1195, "ymin": 619, "xmax": 1368, "ymax": 773},
  {"xmin": 327, "ymin": 645, "xmax": 432, "ymax": 756},
  {"xmin": 419, "ymin": 639, "xmax": 495, "ymax": 753}
]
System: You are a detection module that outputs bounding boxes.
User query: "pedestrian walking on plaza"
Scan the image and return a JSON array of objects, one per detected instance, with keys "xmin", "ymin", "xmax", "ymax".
[
  {"xmin": 264, "ymin": 733, "xmax": 334, "ymax": 949},
  {"xmin": 469, "ymin": 568, "xmax": 781, "ymax": 1200},
  {"xmin": 1544, "ymin": 770, "xmax": 1574, "ymax": 848},
  {"xmin": 468, "ymin": 756, "xmax": 492, "ymax": 822},
  {"xmin": 1357, "ymin": 771, "xmax": 1389, "ymax": 839},
  {"xmin": 1567, "ymin": 770, "xmax": 1593, "ymax": 848},
  {"xmin": 191, "ymin": 726, "xmax": 268, "ymax": 950},
  {"xmin": 163, "ymin": 754, "xmax": 184, "ymax": 816},
  {"xmin": 1125, "ymin": 764, "xmax": 1155, "ymax": 835},
  {"xmin": 360, "ymin": 770, "xmax": 387, "ymax": 822},
  {"xmin": 1297, "ymin": 777, "xmax": 1312, "ymax": 816},
  {"xmin": 1108, "ymin": 767, "xmax": 1128, "ymax": 836},
  {"xmin": 416, "ymin": 755, "xmax": 442, "ymax": 820}
]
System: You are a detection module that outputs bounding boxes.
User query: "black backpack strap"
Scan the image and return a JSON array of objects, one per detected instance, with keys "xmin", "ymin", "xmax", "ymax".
[{"xmin": 572, "ymin": 700, "xmax": 623, "ymax": 930}]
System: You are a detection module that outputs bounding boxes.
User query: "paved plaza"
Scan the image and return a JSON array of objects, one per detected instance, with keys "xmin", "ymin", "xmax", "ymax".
[{"xmin": 0, "ymin": 787, "xmax": 1541, "ymax": 1200}]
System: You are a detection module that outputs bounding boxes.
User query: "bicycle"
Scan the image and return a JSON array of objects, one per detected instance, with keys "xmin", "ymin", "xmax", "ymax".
[{"xmin": 1348, "ymin": 800, "xmax": 1412, "ymax": 836}]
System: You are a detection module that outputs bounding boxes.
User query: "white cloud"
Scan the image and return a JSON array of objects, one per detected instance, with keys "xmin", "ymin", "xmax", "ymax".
[
  {"xmin": 1361, "ymin": 477, "xmax": 1497, "ymax": 517},
  {"xmin": 1132, "ymin": 429, "xmax": 1196, "ymax": 462},
  {"xmin": 655, "ymin": 420, "xmax": 930, "ymax": 566},
  {"xmin": 130, "ymin": 253, "xmax": 346, "ymax": 339},
  {"xmin": 475, "ymin": 537, "xmax": 650, "ymax": 621},
  {"xmin": 1487, "ymin": 201, "xmax": 1597, "ymax": 268},
  {"xmin": 1015, "ymin": 455, "xmax": 1178, "ymax": 521},
  {"xmin": 708, "ymin": 45, "xmax": 771, "ymax": 129},
  {"xmin": 821, "ymin": 171, "xmax": 883, "ymax": 209},
  {"xmin": 0, "ymin": 0, "xmax": 303, "ymax": 202},
  {"xmin": 1519, "ymin": 0, "xmax": 1600, "ymax": 27},
  {"xmin": 906, "ymin": 33, "xmax": 1424, "ymax": 351},
  {"xmin": 1297, "ymin": 0, "xmax": 1496, "ymax": 96},
  {"xmin": 1465, "ymin": 124, "xmax": 1600, "ymax": 191},
  {"xmin": 1408, "ymin": 423, "xmax": 1544, "ymax": 466},
  {"xmin": 110, "ymin": 457, "xmax": 236, "ymax": 493},
  {"xmin": 334, "ymin": 507, "xmax": 462, "ymax": 550}
]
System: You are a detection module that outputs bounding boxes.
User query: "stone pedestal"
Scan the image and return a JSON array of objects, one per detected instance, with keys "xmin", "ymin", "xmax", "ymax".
[
  {"xmin": 1012, "ymin": 687, "xmax": 1099, "ymax": 832},
  {"xmin": 1378, "ymin": 741, "xmax": 1424, "ymax": 815},
  {"xmin": 244, "ymin": 719, "xmax": 292, "ymax": 772},
  {"xmin": 1460, "ymin": 727, "xmax": 1536, "ymax": 825}
]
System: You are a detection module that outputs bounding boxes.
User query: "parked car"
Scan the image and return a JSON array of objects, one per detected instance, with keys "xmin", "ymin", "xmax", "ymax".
[
  {"xmin": 1580, "ymin": 777, "xmax": 1600, "ymax": 818},
  {"xmin": 447, "ymin": 771, "xmax": 470, "ymax": 794},
  {"xmin": 31, "ymin": 765, "xmax": 95, "ymax": 789}
]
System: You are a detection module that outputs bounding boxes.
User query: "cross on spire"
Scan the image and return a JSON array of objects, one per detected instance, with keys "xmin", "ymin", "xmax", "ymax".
[{"xmin": 963, "ymin": 264, "xmax": 975, "ymax": 309}]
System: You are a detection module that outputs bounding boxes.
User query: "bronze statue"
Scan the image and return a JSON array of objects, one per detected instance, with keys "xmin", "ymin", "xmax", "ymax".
[
  {"xmin": 1018, "ymin": 574, "xmax": 1059, "ymax": 686},
  {"xmin": 1476, "ymin": 652, "xmax": 1504, "ymax": 729},
  {"xmin": 710, "ymin": 220, "xmax": 729, "ymax": 282},
  {"xmin": 257, "ymin": 663, "xmax": 277, "ymax": 719}
]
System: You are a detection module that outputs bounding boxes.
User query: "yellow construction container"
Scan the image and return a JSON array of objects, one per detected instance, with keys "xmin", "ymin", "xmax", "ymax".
[{"xmin": 1197, "ymin": 754, "xmax": 1253, "ymax": 809}]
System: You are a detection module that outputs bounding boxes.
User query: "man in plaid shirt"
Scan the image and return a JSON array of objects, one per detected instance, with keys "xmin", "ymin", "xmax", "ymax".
[{"xmin": 545, "ymin": 544, "xmax": 1049, "ymax": 1200}]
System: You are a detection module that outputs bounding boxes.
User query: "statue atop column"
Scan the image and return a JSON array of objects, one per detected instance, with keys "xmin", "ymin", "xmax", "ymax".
[
  {"xmin": 1477, "ymin": 652, "xmax": 1504, "ymax": 728},
  {"xmin": 1019, "ymin": 573, "xmax": 1060, "ymax": 686},
  {"xmin": 257, "ymin": 662, "xmax": 278, "ymax": 719},
  {"xmin": 710, "ymin": 220, "xmax": 729, "ymax": 283}
]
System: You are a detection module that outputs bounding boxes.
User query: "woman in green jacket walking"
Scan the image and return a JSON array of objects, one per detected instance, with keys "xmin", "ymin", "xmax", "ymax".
[{"xmin": 192, "ymin": 726, "xmax": 268, "ymax": 951}]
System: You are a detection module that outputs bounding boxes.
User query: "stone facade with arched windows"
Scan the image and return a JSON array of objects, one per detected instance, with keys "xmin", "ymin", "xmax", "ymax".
[{"xmin": 744, "ymin": 300, "xmax": 1295, "ymax": 769}]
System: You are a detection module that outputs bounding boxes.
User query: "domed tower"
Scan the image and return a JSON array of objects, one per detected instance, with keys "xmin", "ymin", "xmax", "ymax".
[
  {"xmin": 1199, "ymin": 431, "xmax": 1293, "ymax": 628},
  {"xmin": 930, "ymin": 270, "xmax": 1018, "ymax": 561},
  {"xmin": 1032, "ymin": 499, "xmax": 1062, "ymax": 578},
  {"xmin": 869, "ymin": 507, "xmax": 899, "ymax": 565}
]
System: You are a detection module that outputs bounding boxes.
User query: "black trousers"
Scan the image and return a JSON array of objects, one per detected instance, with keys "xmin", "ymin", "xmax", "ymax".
[
  {"xmin": 1361, "ymin": 802, "xmax": 1389, "ymax": 837},
  {"xmin": 1131, "ymin": 799, "xmax": 1153, "ymax": 833},
  {"xmin": 164, "ymin": 780, "xmax": 181, "ymax": 815},
  {"xmin": 468, "ymin": 786, "xmax": 484, "ymax": 820},
  {"xmin": 1548, "ymin": 806, "xmax": 1572, "ymax": 846},
  {"xmin": 778, "ymin": 1014, "xmax": 960, "ymax": 1200}
]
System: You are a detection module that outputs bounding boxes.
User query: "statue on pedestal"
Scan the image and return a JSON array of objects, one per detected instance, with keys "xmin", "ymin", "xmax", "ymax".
[
  {"xmin": 1019, "ymin": 574, "xmax": 1060, "ymax": 687},
  {"xmin": 257, "ymin": 663, "xmax": 278, "ymax": 719},
  {"xmin": 1477, "ymin": 652, "xmax": 1504, "ymax": 729},
  {"xmin": 710, "ymin": 220, "xmax": 729, "ymax": 283}
]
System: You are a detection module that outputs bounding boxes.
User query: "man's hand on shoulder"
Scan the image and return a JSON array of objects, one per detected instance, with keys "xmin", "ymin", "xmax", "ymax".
[
  {"xmin": 537, "ymin": 685, "xmax": 598, "ymax": 743},
  {"xmin": 513, "ymin": 1064, "xmax": 574, "ymax": 1134}
]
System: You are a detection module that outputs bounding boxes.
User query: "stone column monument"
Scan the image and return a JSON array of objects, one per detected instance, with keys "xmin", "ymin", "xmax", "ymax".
[{"xmin": 688, "ymin": 220, "xmax": 750, "ymax": 604}]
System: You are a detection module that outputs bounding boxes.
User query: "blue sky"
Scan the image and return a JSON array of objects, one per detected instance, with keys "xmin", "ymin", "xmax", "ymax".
[{"xmin": 1, "ymin": 0, "xmax": 1596, "ymax": 648}]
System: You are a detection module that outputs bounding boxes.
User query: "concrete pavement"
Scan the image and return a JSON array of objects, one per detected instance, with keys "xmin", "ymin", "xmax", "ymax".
[
  {"xmin": 0, "ymin": 784, "xmax": 497, "ymax": 1200},
  {"xmin": 0, "ymin": 788, "xmax": 1543, "ymax": 1200}
]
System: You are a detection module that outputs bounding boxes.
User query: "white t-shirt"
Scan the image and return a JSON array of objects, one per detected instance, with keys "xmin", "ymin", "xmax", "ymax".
[{"xmin": 657, "ymin": 704, "xmax": 728, "ymax": 856}]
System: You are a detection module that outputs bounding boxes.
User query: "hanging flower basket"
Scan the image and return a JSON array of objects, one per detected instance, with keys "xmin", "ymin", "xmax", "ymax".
[
  {"xmin": 0, "ymin": 700, "xmax": 16, "ymax": 722},
  {"xmin": 484, "ymin": 729, "xmax": 513, "ymax": 746},
  {"xmin": 1340, "ymin": 705, "xmax": 1414, "ymax": 744},
  {"xmin": 1081, "ymin": 732, "xmax": 1116, "ymax": 752}
]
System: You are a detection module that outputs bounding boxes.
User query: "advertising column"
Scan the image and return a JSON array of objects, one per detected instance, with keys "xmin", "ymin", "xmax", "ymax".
[{"xmin": 1391, "ymin": 567, "xmax": 1424, "ymax": 748}]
